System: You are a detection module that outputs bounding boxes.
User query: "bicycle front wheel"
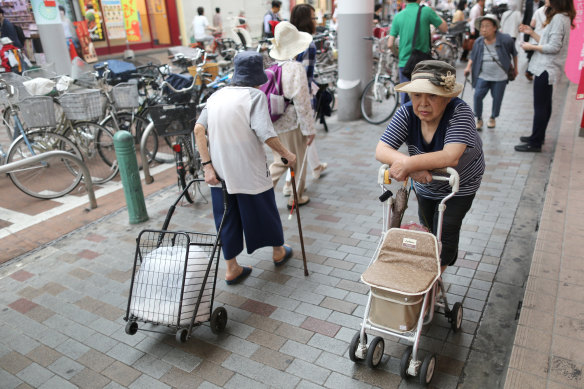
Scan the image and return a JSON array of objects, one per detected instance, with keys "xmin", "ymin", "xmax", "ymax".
[
  {"xmin": 433, "ymin": 41, "xmax": 457, "ymax": 67},
  {"xmin": 64, "ymin": 122, "xmax": 118, "ymax": 184},
  {"xmin": 178, "ymin": 136, "xmax": 199, "ymax": 204},
  {"xmin": 7, "ymin": 130, "xmax": 84, "ymax": 199},
  {"xmin": 360, "ymin": 78, "xmax": 399, "ymax": 125}
]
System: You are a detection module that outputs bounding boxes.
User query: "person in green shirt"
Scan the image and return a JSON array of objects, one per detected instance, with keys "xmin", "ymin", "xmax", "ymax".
[{"xmin": 387, "ymin": 0, "xmax": 447, "ymax": 104}]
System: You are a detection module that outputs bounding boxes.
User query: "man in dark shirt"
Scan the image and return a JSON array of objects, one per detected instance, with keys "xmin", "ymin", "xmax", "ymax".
[
  {"xmin": 0, "ymin": 7, "xmax": 22, "ymax": 48},
  {"xmin": 263, "ymin": 1, "xmax": 282, "ymax": 38}
]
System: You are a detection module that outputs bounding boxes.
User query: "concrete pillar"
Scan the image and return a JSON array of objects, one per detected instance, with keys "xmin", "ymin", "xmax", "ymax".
[
  {"xmin": 336, "ymin": 0, "xmax": 374, "ymax": 121},
  {"xmin": 30, "ymin": 0, "xmax": 70, "ymax": 74}
]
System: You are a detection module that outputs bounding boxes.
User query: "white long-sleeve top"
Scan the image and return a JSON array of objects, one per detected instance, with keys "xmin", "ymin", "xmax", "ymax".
[
  {"xmin": 528, "ymin": 13, "xmax": 571, "ymax": 85},
  {"xmin": 272, "ymin": 60, "xmax": 316, "ymax": 137}
]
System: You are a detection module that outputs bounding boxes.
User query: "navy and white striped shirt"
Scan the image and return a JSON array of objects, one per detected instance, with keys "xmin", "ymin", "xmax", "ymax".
[{"xmin": 380, "ymin": 98, "xmax": 485, "ymax": 199}]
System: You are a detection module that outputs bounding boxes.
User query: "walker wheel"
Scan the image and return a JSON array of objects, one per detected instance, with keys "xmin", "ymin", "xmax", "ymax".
[
  {"xmin": 419, "ymin": 353, "xmax": 436, "ymax": 385},
  {"xmin": 450, "ymin": 302, "xmax": 463, "ymax": 332},
  {"xmin": 348, "ymin": 331, "xmax": 367, "ymax": 362},
  {"xmin": 125, "ymin": 321, "xmax": 138, "ymax": 335},
  {"xmin": 210, "ymin": 307, "xmax": 228, "ymax": 334},
  {"xmin": 176, "ymin": 328, "xmax": 188, "ymax": 343},
  {"xmin": 366, "ymin": 336, "xmax": 385, "ymax": 369},
  {"xmin": 400, "ymin": 346, "xmax": 413, "ymax": 378}
]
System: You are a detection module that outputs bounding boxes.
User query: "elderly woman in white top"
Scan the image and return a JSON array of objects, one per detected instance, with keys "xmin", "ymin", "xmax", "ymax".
[
  {"xmin": 195, "ymin": 51, "xmax": 297, "ymax": 285},
  {"xmin": 515, "ymin": 0, "xmax": 575, "ymax": 152},
  {"xmin": 268, "ymin": 21, "xmax": 316, "ymax": 209}
]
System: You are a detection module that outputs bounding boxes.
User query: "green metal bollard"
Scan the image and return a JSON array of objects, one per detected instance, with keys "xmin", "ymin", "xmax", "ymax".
[{"xmin": 113, "ymin": 130, "xmax": 149, "ymax": 224}]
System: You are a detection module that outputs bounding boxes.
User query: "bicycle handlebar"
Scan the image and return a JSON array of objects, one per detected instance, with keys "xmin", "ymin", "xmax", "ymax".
[{"xmin": 160, "ymin": 79, "xmax": 196, "ymax": 93}]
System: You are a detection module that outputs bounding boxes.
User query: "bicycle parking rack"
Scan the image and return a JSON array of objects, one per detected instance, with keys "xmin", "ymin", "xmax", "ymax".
[
  {"xmin": 141, "ymin": 122, "xmax": 155, "ymax": 185},
  {"xmin": 0, "ymin": 151, "xmax": 98, "ymax": 209}
]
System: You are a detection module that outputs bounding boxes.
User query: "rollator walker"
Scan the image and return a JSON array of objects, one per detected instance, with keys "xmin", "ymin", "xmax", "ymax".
[{"xmin": 348, "ymin": 165, "xmax": 463, "ymax": 386}]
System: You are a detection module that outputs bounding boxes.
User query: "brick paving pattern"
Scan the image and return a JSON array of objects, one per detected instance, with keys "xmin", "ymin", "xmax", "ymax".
[{"xmin": 0, "ymin": 63, "xmax": 581, "ymax": 388}]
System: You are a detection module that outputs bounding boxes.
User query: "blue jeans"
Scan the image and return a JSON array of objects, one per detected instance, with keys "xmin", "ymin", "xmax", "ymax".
[
  {"xmin": 398, "ymin": 67, "xmax": 410, "ymax": 105},
  {"xmin": 473, "ymin": 78, "xmax": 507, "ymax": 119}
]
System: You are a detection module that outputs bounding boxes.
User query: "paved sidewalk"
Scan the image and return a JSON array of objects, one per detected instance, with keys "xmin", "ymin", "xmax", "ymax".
[
  {"xmin": 504, "ymin": 84, "xmax": 584, "ymax": 389},
  {"xmin": 0, "ymin": 67, "xmax": 577, "ymax": 389}
]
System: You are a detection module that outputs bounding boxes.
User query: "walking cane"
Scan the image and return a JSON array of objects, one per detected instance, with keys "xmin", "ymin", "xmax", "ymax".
[
  {"xmin": 461, "ymin": 76, "xmax": 469, "ymax": 100},
  {"xmin": 281, "ymin": 157, "xmax": 309, "ymax": 276}
]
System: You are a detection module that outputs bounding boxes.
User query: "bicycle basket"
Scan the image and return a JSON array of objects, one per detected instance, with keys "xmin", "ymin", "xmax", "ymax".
[
  {"xmin": 0, "ymin": 73, "xmax": 31, "ymax": 102},
  {"xmin": 22, "ymin": 67, "xmax": 58, "ymax": 79},
  {"xmin": 149, "ymin": 104, "xmax": 197, "ymax": 137},
  {"xmin": 59, "ymin": 89, "xmax": 105, "ymax": 121},
  {"xmin": 112, "ymin": 83, "xmax": 140, "ymax": 109},
  {"xmin": 19, "ymin": 97, "xmax": 57, "ymax": 128}
]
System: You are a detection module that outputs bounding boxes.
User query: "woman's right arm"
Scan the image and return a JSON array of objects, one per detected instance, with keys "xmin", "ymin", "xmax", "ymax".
[{"xmin": 539, "ymin": 16, "xmax": 568, "ymax": 55}]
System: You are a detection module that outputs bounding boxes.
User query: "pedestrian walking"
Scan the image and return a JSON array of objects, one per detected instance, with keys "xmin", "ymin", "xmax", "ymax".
[
  {"xmin": 194, "ymin": 51, "xmax": 297, "ymax": 285},
  {"xmin": 500, "ymin": 3, "xmax": 522, "ymax": 41},
  {"xmin": 268, "ymin": 21, "xmax": 316, "ymax": 209},
  {"xmin": 463, "ymin": 14, "xmax": 518, "ymax": 130},
  {"xmin": 280, "ymin": 3, "xmax": 328, "ymax": 198},
  {"xmin": 461, "ymin": 0, "xmax": 485, "ymax": 61},
  {"xmin": 515, "ymin": 0, "xmax": 575, "ymax": 152},
  {"xmin": 212, "ymin": 7, "xmax": 222, "ymax": 35},
  {"xmin": 263, "ymin": 1, "xmax": 282, "ymax": 39},
  {"xmin": 387, "ymin": 0, "xmax": 448, "ymax": 104},
  {"xmin": 376, "ymin": 60, "xmax": 485, "ymax": 272}
]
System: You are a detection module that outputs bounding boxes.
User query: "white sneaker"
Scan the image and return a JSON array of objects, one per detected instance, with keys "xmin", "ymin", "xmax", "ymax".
[
  {"xmin": 282, "ymin": 181, "xmax": 292, "ymax": 196},
  {"xmin": 312, "ymin": 163, "xmax": 328, "ymax": 179}
]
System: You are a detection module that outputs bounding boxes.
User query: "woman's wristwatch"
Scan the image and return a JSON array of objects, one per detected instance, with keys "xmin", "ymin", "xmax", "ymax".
[{"xmin": 202, "ymin": 160, "xmax": 212, "ymax": 166}]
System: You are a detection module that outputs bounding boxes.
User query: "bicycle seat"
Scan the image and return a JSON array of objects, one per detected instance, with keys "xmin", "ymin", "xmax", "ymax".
[{"xmin": 206, "ymin": 53, "xmax": 219, "ymax": 60}]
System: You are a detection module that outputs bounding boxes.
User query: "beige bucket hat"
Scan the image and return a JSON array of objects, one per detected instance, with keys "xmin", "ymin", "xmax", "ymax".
[
  {"xmin": 475, "ymin": 14, "xmax": 500, "ymax": 30},
  {"xmin": 395, "ymin": 60, "xmax": 463, "ymax": 98},
  {"xmin": 269, "ymin": 21, "xmax": 313, "ymax": 61}
]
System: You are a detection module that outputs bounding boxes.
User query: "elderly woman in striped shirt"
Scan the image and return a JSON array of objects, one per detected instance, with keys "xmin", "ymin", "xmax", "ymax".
[{"xmin": 375, "ymin": 60, "xmax": 485, "ymax": 273}]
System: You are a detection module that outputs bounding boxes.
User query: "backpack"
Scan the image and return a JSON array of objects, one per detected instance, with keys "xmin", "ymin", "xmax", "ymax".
[{"xmin": 259, "ymin": 63, "xmax": 291, "ymax": 122}]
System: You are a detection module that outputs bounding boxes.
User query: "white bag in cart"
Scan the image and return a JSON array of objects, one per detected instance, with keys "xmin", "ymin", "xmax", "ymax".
[{"xmin": 129, "ymin": 245, "xmax": 214, "ymax": 326}]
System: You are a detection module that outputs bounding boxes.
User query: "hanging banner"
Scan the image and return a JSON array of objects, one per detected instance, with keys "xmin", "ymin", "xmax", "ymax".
[
  {"xmin": 121, "ymin": 0, "xmax": 142, "ymax": 42},
  {"xmin": 74, "ymin": 20, "xmax": 98, "ymax": 62},
  {"xmin": 565, "ymin": 0, "xmax": 584, "ymax": 84},
  {"xmin": 102, "ymin": 0, "xmax": 127, "ymax": 40},
  {"xmin": 78, "ymin": 0, "xmax": 105, "ymax": 41},
  {"xmin": 30, "ymin": 0, "xmax": 60, "ymax": 25}
]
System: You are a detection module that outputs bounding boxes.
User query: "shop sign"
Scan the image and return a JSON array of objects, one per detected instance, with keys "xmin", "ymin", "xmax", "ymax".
[
  {"xmin": 121, "ymin": 0, "xmax": 142, "ymax": 42},
  {"xmin": 78, "ymin": 0, "xmax": 105, "ymax": 41},
  {"xmin": 30, "ymin": 0, "xmax": 59, "ymax": 25},
  {"xmin": 102, "ymin": 0, "xmax": 127, "ymax": 40},
  {"xmin": 74, "ymin": 20, "xmax": 98, "ymax": 62},
  {"xmin": 566, "ymin": 0, "xmax": 584, "ymax": 84}
]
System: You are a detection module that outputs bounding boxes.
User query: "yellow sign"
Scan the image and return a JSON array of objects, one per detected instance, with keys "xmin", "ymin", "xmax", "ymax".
[{"xmin": 121, "ymin": 0, "xmax": 141, "ymax": 42}]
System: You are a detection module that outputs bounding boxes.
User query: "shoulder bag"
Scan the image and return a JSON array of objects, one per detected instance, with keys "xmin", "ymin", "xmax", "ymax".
[
  {"xmin": 484, "ymin": 43, "xmax": 515, "ymax": 81},
  {"xmin": 402, "ymin": 5, "xmax": 433, "ymax": 79}
]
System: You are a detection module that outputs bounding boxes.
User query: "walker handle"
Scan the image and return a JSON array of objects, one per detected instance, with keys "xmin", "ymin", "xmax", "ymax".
[
  {"xmin": 378, "ymin": 164, "xmax": 391, "ymax": 185},
  {"xmin": 430, "ymin": 167, "xmax": 459, "ymax": 194}
]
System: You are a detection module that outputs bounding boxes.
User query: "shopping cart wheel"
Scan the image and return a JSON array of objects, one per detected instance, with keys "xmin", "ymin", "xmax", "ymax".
[
  {"xmin": 176, "ymin": 328, "xmax": 189, "ymax": 343},
  {"xmin": 419, "ymin": 353, "xmax": 436, "ymax": 385},
  {"xmin": 366, "ymin": 336, "xmax": 384, "ymax": 368},
  {"xmin": 450, "ymin": 302, "xmax": 463, "ymax": 332},
  {"xmin": 399, "ymin": 346, "xmax": 413, "ymax": 378},
  {"xmin": 348, "ymin": 331, "xmax": 367, "ymax": 362},
  {"xmin": 210, "ymin": 307, "xmax": 228, "ymax": 334},
  {"xmin": 125, "ymin": 321, "xmax": 138, "ymax": 335}
]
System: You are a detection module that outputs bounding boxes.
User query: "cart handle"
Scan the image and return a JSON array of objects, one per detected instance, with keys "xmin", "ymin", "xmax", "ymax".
[
  {"xmin": 430, "ymin": 167, "xmax": 459, "ymax": 195},
  {"xmin": 377, "ymin": 164, "xmax": 459, "ymax": 195}
]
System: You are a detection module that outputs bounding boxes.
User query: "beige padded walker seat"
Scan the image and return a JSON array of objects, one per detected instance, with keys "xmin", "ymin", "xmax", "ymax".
[
  {"xmin": 362, "ymin": 228, "xmax": 440, "ymax": 295},
  {"xmin": 361, "ymin": 228, "xmax": 441, "ymax": 332}
]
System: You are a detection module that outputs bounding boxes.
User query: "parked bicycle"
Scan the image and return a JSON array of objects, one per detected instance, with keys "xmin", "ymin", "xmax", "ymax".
[
  {"xmin": 361, "ymin": 35, "xmax": 400, "ymax": 125},
  {"xmin": 0, "ymin": 78, "xmax": 84, "ymax": 199}
]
